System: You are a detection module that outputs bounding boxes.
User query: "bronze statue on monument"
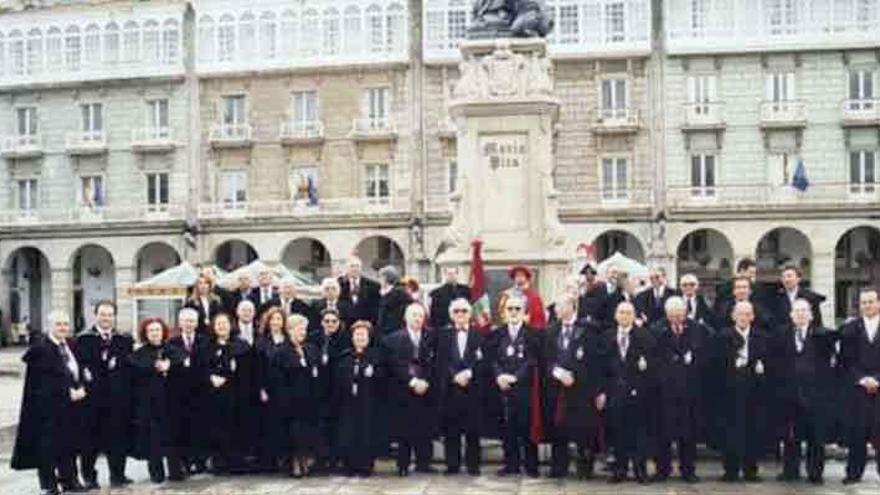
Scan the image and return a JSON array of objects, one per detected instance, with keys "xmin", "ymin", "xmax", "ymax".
[{"xmin": 469, "ymin": 0, "xmax": 554, "ymax": 39}]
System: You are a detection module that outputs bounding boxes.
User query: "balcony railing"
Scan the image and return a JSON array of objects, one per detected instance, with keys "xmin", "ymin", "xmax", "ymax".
[
  {"xmin": 198, "ymin": 196, "xmax": 412, "ymax": 221},
  {"xmin": 350, "ymin": 117, "xmax": 398, "ymax": 141},
  {"xmin": 0, "ymin": 203, "xmax": 186, "ymax": 226},
  {"xmin": 209, "ymin": 124, "xmax": 253, "ymax": 148},
  {"xmin": 682, "ymin": 102, "xmax": 726, "ymax": 130},
  {"xmin": 280, "ymin": 121, "xmax": 324, "ymax": 144},
  {"xmin": 842, "ymin": 99, "xmax": 880, "ymax": 126},
  {"xmin": 1, "ymin": 134, "xmax": 44, "ymax": 158},
  {"xmin": 759, "ymin": 100, "xmax": 807, "ymax": 128},
  {"xmin": 667, "ymin": 182, "xmax": 879, "ymax": 211},
  {"xmin": 557, "ymin": 187, "xmax": 654, "ymax": 211},
  {"xmin": 65, "ymin": 131, "xmax": 108, "ymax": 155},
  {"xmin": 594, "ymin": 107, "xmax": 641, "ymax": 134},
  {"xmin": 131, "ymin": 127, "xmax": 175, "ymax": 152}
]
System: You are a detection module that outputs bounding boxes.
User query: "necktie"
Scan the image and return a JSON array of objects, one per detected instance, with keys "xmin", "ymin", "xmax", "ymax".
[
  {"xmin": 562, "ymin": 325, "xmax": 572, "ymax": 350},
  {"xmin": 59, "ymin": 341, "xmax": 77, "ymax": 378},
  {"xmin": 796, "ymin": 327, "xmax": 806, "ymax": 352},
  {"xmin": 185, "ymin": 335, "xmax": 192, "ymax": 352},
  {"xmin": 619, "ymin": 334, "xmax": 628, "ymax": 359},
  {"xmin": 687, "ymin": 298, "xmax": 694, "ymax": 317},
  {"xmin": 411, "ymin": 332, "xmax": 420, "ymax": 359}
]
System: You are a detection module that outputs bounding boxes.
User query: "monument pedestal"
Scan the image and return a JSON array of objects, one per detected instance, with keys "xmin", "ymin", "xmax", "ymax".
[{"xmin": 438, "ymin": 38, "xmax": 568, "ymax": 295}]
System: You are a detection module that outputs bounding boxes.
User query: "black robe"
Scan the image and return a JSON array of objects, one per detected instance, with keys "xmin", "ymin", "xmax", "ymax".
[
  {"xmin": 267, "ymin": 296, "xmax": 314, "ymax": 321},
  {"xmin": 309, "ymin": 299, "xmax": 355, "ymax": 332},
  {"xmin": 543, "ymin": 320, "xmax": 605, "ymax": 444},
  {"xmin": 308, "ymin": 328, "xmax": 352, "ymax": 424},
  {"xmin": 840, "ymin": 318, "xmax": 880, "ymax": 436},
  {"xmin": 184, "ymin": 297, "xmax": 225, "ymax": 335},
  {"xmin": 334, "ymin": 347, "xmax": 387, "ymax": 470},
  {"xmin": 338, "ymin": 276, "xmax": 381, "ymax": 325},
  {"xmin": 277, "ymin": 342, "xmax": 321, "ymax": 455},
  {"xmin": 435, "ymin": 326, "xmax": 488, "ymax": 436},
  {"xmin": 74, "ymin": 328, "xmax": 134, "ymax": 456},
  {"xmin": 377, "ymin": 286, "xmax": 411, "ymax": 337},
  {"xmin": 129, "ymin": 343, "xmax": 186, "ymax": 460},
  {"xmin": 199, "ymin": 337, "xmax": 254, "ymax": 463},
  {"xmin": 382, "ymin": 329, "xmax": 438, "ymax": 441},
  {"xmin": 253, "ymin": 333, "xmax": 292, "ymax": 461},
  {"xmin": 770, "ymin": 287, "xmax": 827, "ymax": 329},
  {"xmin": 577, "ymin": 283, "xmax": 609, "ymax": 327},
  {"xmin": 429, "ymin": 283, "xmax": 470, "ymax": 330},
  {"xmin": 484, "ymin": 325, "xmax": 544, "ymax": 441},
  {"xmin": 166, "ymin": 333, "xmax": 208, "ymax": 457},
  {"xmin": 11, "ymin": 335, "xmax": 86, "ymax": 470},
  {"xmin": 634, "ymin": 286, "xmax": 679, "ymax": 327}
]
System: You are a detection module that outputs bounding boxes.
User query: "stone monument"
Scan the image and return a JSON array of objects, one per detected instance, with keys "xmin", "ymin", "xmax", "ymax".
[{"xmin": 438, "ymin": 0, "xmax": 568, "ymax": 296}]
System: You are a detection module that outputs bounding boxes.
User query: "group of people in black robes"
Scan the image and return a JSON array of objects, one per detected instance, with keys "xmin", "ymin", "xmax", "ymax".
[{"xmin": 11, "ymin": 254, "xmax": 880, "ymax": 495}]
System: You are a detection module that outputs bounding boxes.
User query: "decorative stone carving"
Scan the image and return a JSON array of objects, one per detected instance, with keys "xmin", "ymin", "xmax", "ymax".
[{"xmin": 452, "ymin": 39, "xmax": 554, "ymax": 102}]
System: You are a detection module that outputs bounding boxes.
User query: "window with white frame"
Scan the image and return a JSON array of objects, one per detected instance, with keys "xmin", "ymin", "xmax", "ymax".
[
  {"xmin": 849, "ymin": 70, "xmax": 875, "ymax": 110},
  {"xmin": 123, "ymin": 21, "xmax": 140, "ymax": 62},
  {"xmin": 104, "ymin": 23, "xmax": 119, "ymax": 65},
  {"xmin": 364, "ymin": 163, "xmax": 390, "ymax": 203},
  {"xmin": 198, "ymin": 16, "xmax": 215, "ymax": 63},
  {"xmin": 17, "ymin": 178, "xmax": 38, "ymax": 212},
  {"xmin": 856, "ymin": 0, "xmax": 878, "ymax": 29},
  {"xmin": 281, "ymin": 10, "xmax": 300, "ymax": 57},
  {"xmin": 221, "ymin": 95, "xmax": 246, "ymax": 136},
  {"xmin": 46, "ymin": 28, "xmax": 62, "ymax": 69},
  {"xmin": 600, "ymin": 78, "xmax": 628, "ymax": 119},
  {"xmin": 447, "ymin": 8, "xmax": 467, "ymax": 49},
  {"xmin": 690, "ymin": 153, "xmax": 716, "ymax": 196},
  {"xmin": 26, "ymin": 29, "xmax": 42, "ymax": 75},
  {"xmin": 143, "ymin": 21, "xmax": 161, "ymax": 64},
  {"xmin": 163, "ymin": 20, "xmax": 180, "ymax": 65},
  {"xmin": 343, "ymin": 7, "xmax": 362, "ymax": 54},
  {"xmin": 220, "ymin": 171, "xmax": 248, "ymax": 209},
  {"xmin": 302, "ymin": 10, "xmax": 320, "ymax": 57},
  {"xmin": 16, "ymin": 107, "xmax": 38, "ymax": 138},
  {"xmin": 80, "ymin": 103, "xmax": 103, "ymax": 140},
  {"xmin": 687, "ymin": 74, "xmax": 717, "ymax": 114},
  {"xmin": 239, "ymin": 13, "xmax": 256, "ymax": 61},
  {"xmin": 64, "ymin": 26, "xmax": 81, "ymax": 72},
  {"xmin": 84, "ymin": 25, "xmax": 100, "ymax": 68},
  {"xmin": 766, "ymin": 72, "xmax": 796, "ymax": 103},
  {"xmin": 386, "ymin": 4, "xmax": 405, "ymax": 54},
  {"xmin": 146, "ymin": 172, "xmax": 169, "ymax": 210},
  {"xmin": 364, "ymin": 87, "xmax": 390, "ymax": 129},
  {"xmin": 767, "ymin": 0, "xmax": 798, "ymax": 34},
  {"xmin": 260, "ymin": 13, "xmax": 277, "ymax": 59},
  {"xmin": 601, "ymin": 156, "xmax": 628, "ymax": 200},
  {"xmin": 448, "ymin": 160, "xmax": 458, "ymax": 194},
  {"xmin": 367, "ymin": 6, "xmax": 385, "ymax": 53},
  {"xmin": 557, "ymin": 4, "xmax": 579, "ymax": 44},
  {"xmin": 146, "ymin": 99, "xmax": 170, "ymax": 138},
  {"xmin": 8, "ymin": 31, "xmax": 24, "ymax": 76},
  {"xmin": 0, "ymin": 34, "xmax": 5, "ymax": 77},
  {"xmin": 604, "ymin": 2, "xmax": 626, "ymax": 42},
  {"xmin": 850, "ymin": 150, "xmax": 876, "ymax": 194},
  {"xmin": 290, "ymin": 91, "xmax": 318, "ymax": 132},
  {"xmin": 690, "ymin": 0, "xmax": 708, "ymax": 33},
  {"xmin": 323, "ymin": 9, "xmax": 341, "ymax": 55},
  {"xmin": 80, "ymin": 175, "xmax": 105, "ymax": 208},
  {"xmin": 218, "ymin": 15, "xmax": 236, "ymax": 62}
]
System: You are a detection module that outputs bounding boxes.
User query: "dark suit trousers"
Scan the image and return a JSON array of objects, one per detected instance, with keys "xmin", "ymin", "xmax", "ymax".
[
  {"xmin": 444, "ymin": 424, "xmax": 480, "ymax": 472},
  {"xmin": 39, "ymin": 456, "xmax": 77, "ymax": 491},
  {"xmin": 782, "ymin": 403, "xmax": 824, "ymax": 479}
]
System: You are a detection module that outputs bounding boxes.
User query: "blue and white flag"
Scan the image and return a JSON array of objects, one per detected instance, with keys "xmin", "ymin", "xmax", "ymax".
[{"xmin": 792, "ymin": 159, "xmax": 809, "ymax": 192}]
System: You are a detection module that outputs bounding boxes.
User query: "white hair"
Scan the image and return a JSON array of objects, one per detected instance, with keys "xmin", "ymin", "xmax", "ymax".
[
  {"xmin": 287, "ymin": 313, "xmax": 309, "ymax": 329},
  {"xmin": 47, "ymin": 310, "xmax": 70, "ymax": 328},
  {"xmin": 237, "ymin": 299, "xmax": 255, "ymax": 312},
  {"xmin": 733, "ymin": 300, "xmax": 754, "ymax": 316},
  {"xmin": 321, "ymin": 277, "xmax": 340, "ymax": 291},
  {"xmin": 792, "ymin": 298, "xmax": 812, "ymax": 313},
  {"xmin": 448, "ymin": 298, "xmax": 472, "ymax": 317},
  {"xmin": 664, "ymin": 296, "xmax": 686, "ymax": 314},
  {"xmin": 554, "ymin": 292, "xmax": 577, "ymax": 310},
  {"xmin": 178, "ymin": 307, "xmax": 199, "ymax": 321},
  {"xmin": 679, "ymin": 273, "xmax": 699, "ymax": 287},
  {"xmin": 405, "ymin": 302, "xmax": 426, "ymax": 322},
  {"xmin": 504, "ymin": 293, "xmax": 526, "ymax": 308}
]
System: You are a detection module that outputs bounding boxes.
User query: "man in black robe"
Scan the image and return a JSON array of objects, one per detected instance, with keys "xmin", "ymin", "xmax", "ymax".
[
  {"xmin": 166, "ymin": 307, "xmax": 209, "ymax": 474},
  {"xmin": 227, "ymin": 274, "xmax": 258, "ymax": 316},
  {"xmin": 382, "ymin": 303, "xmax": 437, "ymax": 475},
  {"xmin": 487, "ymin": 294, "xmax": 542, "ymax": 477},
  {"xmin": 338, "ymin": 256, "xmax": 381, "ymax": 325},
  {"xmin": 310, "ymin": 278, "xmax": 354, "ymax": 331},
  {"xmin": 577, "ymin": 264, "xmax": 608, "ymax": 327},
  {"xmin": 714, "ymin": 276, "xmax": 772, "ymax": 332},
  {"xmin": 678, "ymin": 273, "xmax": 714, "ymax": 329},
  {"xmin": 841, "ymin": 288, "xmax": 880, "ymax": 484},
  {"xmin": 75, "ymin": 300, "xmax": 134, "ymax": 489},
  {"xmin": 651, "ymin": 296, "xmax": 709, "ymax": 483},
  {"xmin": 715, "ymin": 300, "xmax": 770, "ymax": 482},
  {"xmin": 770, "ymin": 264, "xmax": 826, "ymax": 329},
  {"xmin": 377, "ymin": 266, "xmax": 411, "ymax": 336},
  {"xmin": 604, "ymin": 301, "xmax": 654, "ymax": 483},
  {"xmin": 12, "ymin": 311, "xmax": 88, "ymax": 495},
  {"xmin": 254, "ymin": 268, "xmax": 278, "ymax": 321},
  {"xmin": 270, "ymin": 279, "xmax": 313, "ymax": 321},
  {"xmin": 544, "ymin": 293, "xmax": 605, "ymax": 479},
  {"xmin": 771, "ymin": 299, "xmax": 836, "ymax": 483},
  {"xmin": 634, "ymin": 267, "xmax": 678, "ymax": 327},
  {"xmin": 435, "ymin": 298, "xmax": 487, "ymax": 475},
  {"xmin": 429, "ymin": 267, "xmax": 470, "ymax": 330}
]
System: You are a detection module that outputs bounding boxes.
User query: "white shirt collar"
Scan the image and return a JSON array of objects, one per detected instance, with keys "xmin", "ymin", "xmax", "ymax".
[
  {"xmin": 617, "ymin": 326, "xmax": 632, "ymax": 337},
  {"xmin": 736, "ymin": 326, "xmax": 751, "ymax": 337},
  {"xmin": 48, "ymin": 333, "xmax": 64, "ymax": 346},
  {"xmin": 865, "ymin": 315, "xmax": 880, "ymax": 330},
  {"xmin": 508, "ymin": 323, "xmax": 522, "ymax": 335}
]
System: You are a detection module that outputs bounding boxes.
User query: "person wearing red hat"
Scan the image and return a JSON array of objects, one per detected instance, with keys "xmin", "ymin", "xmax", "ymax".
[{"xmin": 499, "ymin": 266, "xmax": 547, "ymax": 331}]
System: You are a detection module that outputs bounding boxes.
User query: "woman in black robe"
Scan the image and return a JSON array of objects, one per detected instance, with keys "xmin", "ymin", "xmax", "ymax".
[
  {"xmin": 334, "ymin": 320, "xmax": 387, "ymax": 477},
  {"xmin": 199, "ymin": 312, "xmax": 253, "ymax": 474},
  {"xmin": 129, "ymin": 317, "xmax": 187, "ymax": 483},
  {"xmin": 184, "ymin": 274, "xmax": 225, "ymax": 336},
  {"xmin": 282, "ymin": 313, "xmax": 321, "ymax": 478},
  {"xmin": 253, "ymin": 307, "xmax": 290, "ymax": 473}
]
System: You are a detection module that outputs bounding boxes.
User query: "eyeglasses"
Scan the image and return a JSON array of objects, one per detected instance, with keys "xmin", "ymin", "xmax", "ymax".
[
  {"xmin": 506, "ymin": 306, "xmax": 522, "ymax": 312},
  {"xmin": 452, "ymin": 309, "xmax": 469, "ymax": 314}
]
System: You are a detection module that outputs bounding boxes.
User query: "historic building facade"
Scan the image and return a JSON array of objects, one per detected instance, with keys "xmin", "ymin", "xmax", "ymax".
[{"xmin": 0, "ymin": 0, "xmax": 877, "ymax": 335}]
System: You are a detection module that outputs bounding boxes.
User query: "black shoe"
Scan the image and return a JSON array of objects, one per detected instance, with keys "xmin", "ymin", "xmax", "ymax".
[
  {"xmin": 83, "ymin": 479, "xmax": 100, "ymax": 490},
  {"xmin": 650, "ymin": 473, "xmax": 668, "ymax": 483},
  {"xmin": 496, "ymin": 467, "xmax": 518, "ymax": 476},
  {"xmin": 682, "ymin": 473, "xmax": 700, "ymax": 483},
  {"xmin": 444, "ymin": 467, "xmax": 460, "ymax": 475},
  {"xmin": 60, "ymin": 482, "xmax": 88, "ymax": 493},
  {"xmin": 776, "ymin": 472, "xmax": 799, "ymax": 482},
  {"xmin": 109, "ymin": 477, "xmax": 133, "ymax": 487},
  {"xmin": 525, "ymin": 469, "xmax": 539, "ymax": 478},
  {"xmin": 743, "ymin": 473, "xmax": 762, "ymax": 483},
  {"xmin": 40, "ymin": 489, "xmax": 60, "ymax": 495},
  {"xmin": 397, "ymin": 467, "xmax": 410, "ymax": 477},
  {"xmin": 149, "ymin": 476, "xmax": 166, "ymax": 484},
  {"xmin": 467, "ymin": 468, "xmax": 480, "ymax": 476},
  {"xmin": 843, "ymin": 476, "xmax": 861, "ymax": 485},
  {"xmin": 720, "ymin": 473, "xmax": 739, "ymax": 482},
  {"xmin": 807, "ymin": 476, "xmax": 823, "ymax": 485},
  {"xmin": 415, "ymin": 466, "xmax": 437, "ymax": 474},
  {"xmin": 608, "ymin": 473, "xmax": 626, "ymax": 483}
]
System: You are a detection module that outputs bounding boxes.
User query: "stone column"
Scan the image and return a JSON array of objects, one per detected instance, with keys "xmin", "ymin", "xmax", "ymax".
[
  {"xmin": 115, "ymin": 265, "xmax": 135, "ymax": 333},
  {"xmin": 50, "ymin": 267, "xmax": 73, "ymax": 316},
  {"xmin": 810, "ymin": 251, "xmax": 836, "ymax": 326},
  {"xmin": 0, "ymin": 268, "xmax": 12, "ymax": 344}
]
